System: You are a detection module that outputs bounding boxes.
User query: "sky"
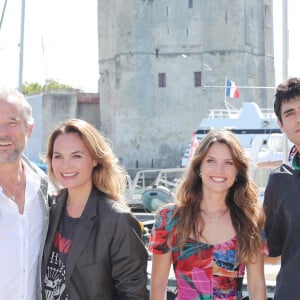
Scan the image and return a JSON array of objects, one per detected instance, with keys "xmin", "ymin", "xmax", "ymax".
[
  {"xmin": 0, "ymin": 0, "xmax": 98, "ymax": 92},
  {"xmin": 0, "ymin": 0, "xmax": 299, "ymax": 92}
]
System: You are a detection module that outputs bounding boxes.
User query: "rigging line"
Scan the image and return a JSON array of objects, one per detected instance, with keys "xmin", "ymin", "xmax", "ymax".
[{"xmin": 0, "ymin": 0, "xmax": 8, "ymax": 32}]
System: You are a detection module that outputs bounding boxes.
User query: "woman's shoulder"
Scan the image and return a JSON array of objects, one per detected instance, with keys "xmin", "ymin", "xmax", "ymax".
[
  {"xmin": 157, "ymin": 203, "xmax": 177, "ymax": 215},
  {"xmin": 100, "ymin": 196, "xmax": 131, "ymax": 215},
  {"xmin": 153, "ymin": 204, "xmax": 178, "ymax": 230}
]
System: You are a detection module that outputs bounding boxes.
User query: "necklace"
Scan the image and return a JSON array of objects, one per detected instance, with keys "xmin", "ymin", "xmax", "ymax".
[
  {"xmin": 201, "ymin": 208, "xmax": 229, "ymax": 223},
  {"xmin": 1, "ymin": 168, "xmax": 24, "ymax": 202}
]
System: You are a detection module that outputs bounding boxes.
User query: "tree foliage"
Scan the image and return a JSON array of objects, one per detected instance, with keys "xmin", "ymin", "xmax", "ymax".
[{"xmin": 22, "ymin": 79, "xmax": 81, "ymax": 95}]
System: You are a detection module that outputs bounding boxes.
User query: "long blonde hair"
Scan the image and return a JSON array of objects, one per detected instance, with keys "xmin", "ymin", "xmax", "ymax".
[
  {"xmin": 173, "ymin": 129, "xmax": 264, "ymax": 263},
  {"xmin": 46, "ymin": 118, "xmax": 127, "ymax": 201}
]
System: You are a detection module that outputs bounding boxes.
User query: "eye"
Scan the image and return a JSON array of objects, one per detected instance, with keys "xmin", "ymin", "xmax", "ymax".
[
  {"xmin": 8, "ymin": 121, "xmax": 19, "ymax": 127},
  {"xmin": 73, "ymin": 154, "xmax": 82, "ymax": 159},
  {"xmin": 225, "ymin": 161, "xmax": 234, "ymax": 165},
  {"xmin": 53, "ymin": 154, "xmax": 62, "ymax": 159},
  {"xmin": 284, "ymin": 111, "xmax": 294, "ymax": 117},
  {"xmin": 206, "ymin": 159, "xmax": 214, "ymax": 163}
]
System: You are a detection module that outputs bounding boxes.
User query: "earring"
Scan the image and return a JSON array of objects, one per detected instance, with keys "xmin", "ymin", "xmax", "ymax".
[{"xmin": 199, "ymin": 170, "xmax": 202, "ymax": 177}]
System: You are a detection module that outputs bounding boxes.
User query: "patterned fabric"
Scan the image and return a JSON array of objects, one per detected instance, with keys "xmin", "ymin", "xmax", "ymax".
[
  {"xmin": 149, "ymin": 205, "xmax": 245, "ymax": 300},
  {"xmin": 44, "ymin": 210, "xmax": 80, "ymax": 300}
]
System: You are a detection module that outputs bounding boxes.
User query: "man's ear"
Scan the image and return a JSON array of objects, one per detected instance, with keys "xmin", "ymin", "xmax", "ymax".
[
  {"xmin": 27, "ymin": 124, "xmax": 34, "ymax": 138},
  {"xmin": 277, "ymin": 119, "xmax": 285, "ymax": 133}
]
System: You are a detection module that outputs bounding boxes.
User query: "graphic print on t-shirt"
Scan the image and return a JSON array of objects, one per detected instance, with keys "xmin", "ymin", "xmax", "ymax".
[
  {"xmin": 44, "ymin": 231, "xmax": 69, "ymax": 300},
  {"xmin": 44, "ymin": 210, "xmax": 80, "ymax": 300}
]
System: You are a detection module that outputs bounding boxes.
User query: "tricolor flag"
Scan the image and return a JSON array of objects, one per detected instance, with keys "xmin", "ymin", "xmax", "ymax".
[
  {"xmin": 188, "ymin": 131, "xmax": 199, "ymax": 161},
  {"xmin": 226, "ymin": 79, "xmax": 240, "ymax": 98}
]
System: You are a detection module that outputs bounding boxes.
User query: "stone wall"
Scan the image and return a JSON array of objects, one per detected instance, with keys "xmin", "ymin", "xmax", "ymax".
[
  {"xmin": 98, "ymin": 0, "xmax": 275, "ymax": 169},
  {"xmin": 26, "ymin": 91, "xmax": 99, "ymax": 163}
]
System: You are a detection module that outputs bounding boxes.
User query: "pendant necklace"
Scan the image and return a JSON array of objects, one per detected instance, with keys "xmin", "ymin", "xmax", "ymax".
[
  {"xmin": 201, "ymin": 208, "xmax": 229, "ymax": 223},
  {"xmin": 2, "ymin": 169, "xmax": 24, "ymax": 202}
]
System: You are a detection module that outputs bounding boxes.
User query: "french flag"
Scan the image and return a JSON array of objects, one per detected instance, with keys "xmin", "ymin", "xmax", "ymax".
[{"xmin": 226, "ymin": 79, "xmax": 240, "ymax": 98}]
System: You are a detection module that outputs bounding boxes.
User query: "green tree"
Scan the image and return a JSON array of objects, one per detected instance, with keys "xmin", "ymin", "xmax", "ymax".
[
  {"xmin": 22, "ymin": 82, "xmax": 43, "ymax": 95},
  {"xmin": 22, "ymin": 79, "xmax": 81, "ymax": 95}
]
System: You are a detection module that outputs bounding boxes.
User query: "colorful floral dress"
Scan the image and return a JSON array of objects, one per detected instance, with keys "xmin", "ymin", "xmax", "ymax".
[{"xmin": 149, "ymin": 205, "xmax": 245, "ymax": 300}]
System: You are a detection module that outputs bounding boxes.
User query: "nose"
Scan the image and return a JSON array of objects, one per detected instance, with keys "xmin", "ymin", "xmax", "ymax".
[
  {"xmin": 297, "ymin": 111, "xmax": 300, "ymax": 122},
  {"xmin": 59, "ymin": 158, "xmax": 71, "ymax": 168},
  {"xmin": 215, "ymin": 163, "xmax": 224, "ymax": 172}
]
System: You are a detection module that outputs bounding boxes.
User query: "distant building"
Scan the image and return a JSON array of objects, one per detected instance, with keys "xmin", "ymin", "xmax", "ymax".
[
  {"xmin": 98, "ymin": 0, "xmax": 275, "ymax": 169},
  {"xmin": 25, "ymin": 91, "xmax": 99, "ymax": 163}
]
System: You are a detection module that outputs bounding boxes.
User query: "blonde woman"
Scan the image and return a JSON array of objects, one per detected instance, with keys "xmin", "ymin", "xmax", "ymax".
[{"xmin": 42, "ymin": 119, "xmax": 147, "ymax": 300}]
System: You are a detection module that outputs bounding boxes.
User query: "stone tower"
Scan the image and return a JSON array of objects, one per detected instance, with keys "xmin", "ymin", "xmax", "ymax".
[{"xmin": 98, "ymin": 0, "xmax": 275, "ymax": 169}]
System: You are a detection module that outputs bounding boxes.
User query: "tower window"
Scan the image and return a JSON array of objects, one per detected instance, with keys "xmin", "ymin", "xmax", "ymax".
[
  {"xmin": 194, "ymin": 72, "xmax": 201, "ymax": 87},
  {"xmin": 188, "ymin": 0, "xmax": 193, "ymax": 8},
  {"xmin": 159, "ymin": 73, "xmax": 166, "ymax": 87}
]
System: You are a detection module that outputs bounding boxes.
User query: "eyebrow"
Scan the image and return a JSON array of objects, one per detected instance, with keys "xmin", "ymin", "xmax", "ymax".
[
  {"xmin": 206, "ymin": 155, "xmax": 233, "ymax": 161},
  {"xmin": 53, "ymin": 150, "xmax": 84, "ymax": 155},
  {"xmin": 282, "ymin": 108, "xmax": 294, "ymax": 116}
]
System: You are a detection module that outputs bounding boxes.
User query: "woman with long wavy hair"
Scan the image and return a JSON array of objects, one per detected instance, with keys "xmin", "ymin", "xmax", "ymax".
[
  {"xmin": 149, "ymin": 128, "xmax": 266, "ymax": 300},
  {"xmin": 42, "ymin": 118, "xmax": 148, "ymax": 300}
]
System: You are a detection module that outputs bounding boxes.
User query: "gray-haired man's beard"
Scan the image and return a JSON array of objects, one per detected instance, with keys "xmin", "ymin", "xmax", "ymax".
[{"xmin": 0, "ymin": 149, "xmax": 21, "ymax": 163}]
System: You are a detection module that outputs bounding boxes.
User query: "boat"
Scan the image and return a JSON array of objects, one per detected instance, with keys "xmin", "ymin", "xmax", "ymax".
[
  {"xmin": 141, "ymin": 185, "xmax": 174, "ymax": 213},
  {"xmin": 180, "ymin": 101, "xmax": 286, "ymax": 170},
  {"xmin": 126, "ymin": 168, "xmax": 184, "ymax": 212}
]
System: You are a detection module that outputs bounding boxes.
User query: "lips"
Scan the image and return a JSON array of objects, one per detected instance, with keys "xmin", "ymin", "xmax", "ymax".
[
  {"xmin": 0, "ymin": 140, "xmax": 13, "ymax": 146},
  {"xmin": 61, "ymin": 172, "xmax": 77, "ymax": 178},
  {"xmin": 211, "ymin": 176, "xmax": 226, "ymax": 182}
]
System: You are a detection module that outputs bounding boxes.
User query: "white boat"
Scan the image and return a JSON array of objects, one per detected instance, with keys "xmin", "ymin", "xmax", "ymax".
[{"xmin": 181, "ymin": 102, "xmax": 287, "ymax": 169}]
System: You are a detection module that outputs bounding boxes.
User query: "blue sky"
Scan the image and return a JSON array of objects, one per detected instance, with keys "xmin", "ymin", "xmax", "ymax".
[{"xmin": 0, "ymin": 0, "xmax": 299, "ymax": 92}]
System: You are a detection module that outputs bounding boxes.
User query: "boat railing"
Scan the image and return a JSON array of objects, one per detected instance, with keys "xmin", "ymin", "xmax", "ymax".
[
  {"xmin": 126, "ymin": 168, "xmax": 185, "ymax": 201},
  {"xmin": 206, "ymin": 107, "xmax": 275, "ymax": 119},
  {"xmin": 126, "ymin": 169, "xmax": 164, "ymax": 201},
  {"xmin": 152, "ymin": 168, "xmax": 185, "ymax": 189},
  {"xmin": 206, "ymin": 108, "xmax": 240, "ymax": 119},
  {"xmin": 260, "ymin": 108, "xmax": 276, "ymax": 118}
]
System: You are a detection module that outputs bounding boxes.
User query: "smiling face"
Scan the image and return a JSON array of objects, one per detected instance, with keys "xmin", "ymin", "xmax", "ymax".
[
  {"xmin": 52, "ymin": 133, "xmax": 96, "ymax": 193},
  {"xmin": 0, "ymin": 100, "xmax": 33, "ymax": 164},
  {"xmin": 200, "ymin": 142, "xmax": 238, "ymax": 196},
  {"xmin": 278, "ymin": 96, "xmax": 300, "ymax": 151}
]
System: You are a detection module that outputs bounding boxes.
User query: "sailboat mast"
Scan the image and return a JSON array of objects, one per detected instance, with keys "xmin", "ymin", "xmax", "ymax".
[{"xmin": 18, "ymin": 0, "xmax": 25, "ymax": 92}]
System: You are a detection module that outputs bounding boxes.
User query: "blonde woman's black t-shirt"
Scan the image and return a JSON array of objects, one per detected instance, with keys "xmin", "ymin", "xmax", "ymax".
[{"xmin": 44, "ymin": 210, "xmax": 80, "ymax": 300}]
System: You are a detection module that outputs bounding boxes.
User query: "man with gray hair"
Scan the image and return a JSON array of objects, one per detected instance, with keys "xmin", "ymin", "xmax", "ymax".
[{"xmin": 0, "ymin": 88, "xmax": 49, "ymax": 299}]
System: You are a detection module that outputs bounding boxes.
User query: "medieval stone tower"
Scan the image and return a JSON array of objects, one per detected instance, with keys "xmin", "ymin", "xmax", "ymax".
[{"xmin": 98, "ymin": 0, "xmax": 275, "ymax": 169}]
